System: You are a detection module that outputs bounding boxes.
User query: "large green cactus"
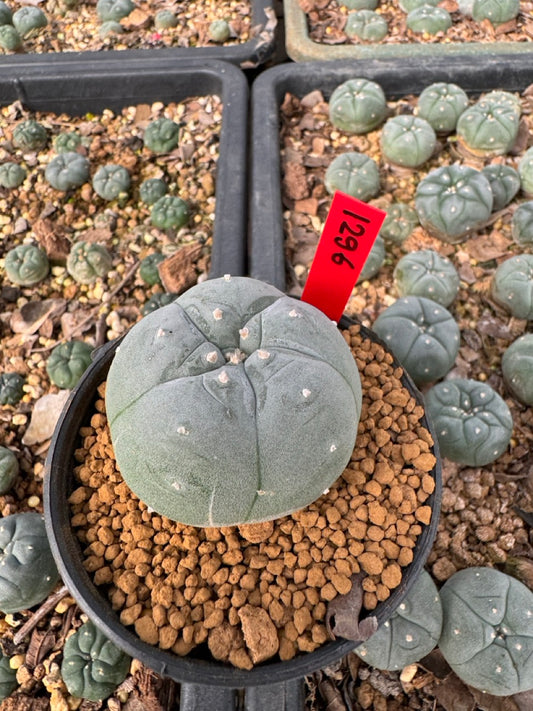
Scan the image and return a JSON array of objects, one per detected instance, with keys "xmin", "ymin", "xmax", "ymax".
[
  {"xmin": 154, "ymin": 10, "xmax": 178, "ymax": 29},
  {"xmin": 416, "ymin": 82, "xmax": 469, "ymax": 134},
  {"xmin": 0, "ymin": 25, "xmax": 21, "ymax": 51},
  {"xmin": 345, "ymin": 10, "xmax": 388, "ymax": 42},
  {"xmin": 406, "ymin": 6, "xmax": 452, "ymax": 34},
  {"xmin": 105, "ymin": 276, "xmax": 362, "ymax": 527},
  {"xmin": 96, "ymin": 0, "xmax": 134, "ymax": 22},
  {"xmin": 393, "ymin": 249, "xmax": 460, "ymax": 307},
  {"xmin": 13, "ymin": 119, "xmax": 48, "ymax": 151},
  {"xmin": 481, "ymin": 164, "xmax": 520, "ymax": 211},
  {"xmin": 439, "ymin": 567, "xmax": 533, "ymax": 696},
  {"xmin": 12, "ymin": 6, "xmax": 47, "ymax": 37},
  {"xmin": 511, "ymin": 202, "xmax": 533, "ymax": 246},
  {"xmin": 139, "ymin": 252, "xmax": 165, "ymax": 286},
  {"xmin": 0, "ymin": 162, "xmax": 26, "ymax": 189},
  {"xmin": 4, "ymin": 244, "xmax": 49, "ymax": 286},
  {"xmin": 67, "ymin": 241, "xmax": 113, "ymax": 285},
  {"xmin": 209, "ymin": 19, "xmax": 231, "ymax": 42},
  {"xmin": 456, "ymin": 95, "xmax": 520, "ymax": 157},
  {"xmin": 328, "ymin": 78, "xmax": 387, "ymax": 134},
  {"xmin": 502, "ymin": 334, "xmax": 533, "ymax": 406},
  {"xmin": 150, "ymin": 195, "xmax": 189, "ymax": 230},
  {"xmin": 380, "ymin": 115, "xmax": 436, "ymax": 168},
  {"xmin": 92, "ymin": 164, "xmax": 131, "ymax": 201},
  {"xmin": 45, "ymin": 152, "xmax": 90, "ymax": 192},
  {"xmin": 0, "ymin": 1, "xmax": 12, "ymax": 24},
  {"xmin": 491, "ymin": 254, "xmax": 533, "ymax": 320},
  {"xmin": 324, "ymin": 151, "xmax": 380, "ymax": 201},
  {"xmin": 139, "ymin": 177, "xmax": 167, "ymax": 205},
  {"xmin": 379, "ymin": 202, "xmax": 419, "ymax": 244},
  {"xmin": 472, "ymin": 0, "xmax": 520, "ymax": 26},
  {"xmin": 54, "ymin": 132, "xmax": 82, "ymax": 154},
  {"xmin": 46, "ymin": 341, "xmax": 94, "ymax": 390},
  {"xmin": 143, "ymin": 117, "xmax": 181, "ymax": 154},
  {"xmin": 399, "ymin": 0, "xmax": 439, "ymax": 10}
]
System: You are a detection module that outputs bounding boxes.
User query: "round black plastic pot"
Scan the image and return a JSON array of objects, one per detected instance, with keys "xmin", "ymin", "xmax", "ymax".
[{"xmin": 43, "ymin": 315, "xmax": 441, "ymax": 688}]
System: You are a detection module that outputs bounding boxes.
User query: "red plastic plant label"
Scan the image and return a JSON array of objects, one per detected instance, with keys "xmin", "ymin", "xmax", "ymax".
[{"xmin": 301, "ymin": 191, "xmax": 387, "ymax": 322}]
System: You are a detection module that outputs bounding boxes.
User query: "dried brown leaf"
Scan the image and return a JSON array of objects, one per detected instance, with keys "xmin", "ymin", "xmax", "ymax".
[{"xmin": 325, "ymin": 574, "xmax": 378, "ymax": 642}]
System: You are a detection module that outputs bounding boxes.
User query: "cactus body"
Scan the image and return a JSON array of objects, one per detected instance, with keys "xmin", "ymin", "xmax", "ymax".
[
  {"xmin": 13, "ymin": 119, "xmax": 47, "ymax": 151},
  {"xmin": 45, "ymin": 152, "xmax": 90, "ymax": 192},
  {"xmin": 0, "ymin": 373, "xmax": 24, "ymax": 406},
  {"xmin": 379, "ymin": 202, "xmax": 418, "ymax": 244},
  {"xmin": 502, "ymin": 334, "xmax": 533, "ymax": 406},
  {"xmin": 511, "ymin": 201, "xmax": 533, "ymax": 246},
  {"xmin": 324, "ymin": 151, "xmax": 380, "ymax": 201},
  {"xmin": 416, "ymin": 82, "xmax": 469, "ymax": 133},
  {"xmin": 343, "ymin": 0, "xmax": 378, "ymax": 8},
  {"xmin": 492, "ymin": 254, "xmax": 533, "ymax": 320},
  {"xmin": 345, "ymin": 10, "xmax": 388, "ymax": 41},
  {"xmin": 141, "ymin": 292, "xmax": 178, "ymax": 316},
  {"xmin": 54, "ymin": 132, "xmax": 82, "ymax": 154},
  {"xmin": 139, "ymin": 177, "xmax": 167, "ymax": 205},
  {"xmin": 150, "ymin": 195, "xmax": 189, "ymax": 230},
  {"xmin": 328, "ymin": 78, "xmax": 387, "ymax": 134},
  {"xmin": 143, "ymin": 117, "xmax": 180, "ymax": 154},
  {"xmin": 105, "ymin": 276, "xmax": 362, "ymax": 527},
  {"xmin": 0, "ymin": 25, "xmax": 21, "ymax": 51},
  {"xmin": 209, "ymin": 19, "xmax": 231, "ymax": 42},
  {"xmin": 456, "ymin": 96, "xmax": 520, "ymax": 157},
  {"xmin": 439, "ymin": 567, "xmax": 533, "ymax": 696},
  {"xmin": 518, "ymin": 146, "xmax": 533, "ymax": 195},
  {"xmin": 154, "ymin": 10, "xmax": 177, "ymax": 29},
  {"xmin": 0, "ymin": 447, "xmax": 18, "ymax": 495},
  {"xmin": 399, "ymin": 0, "xmax": 439, "ymax": 10},
  {"xmin": 5, "ymin": 244, "xmax": 49, "ymax": 286},
  {"xmin": 0, "ymin": 513, "xmax": 59, "ymax": 613},
  {"xmin": 424, "ymin": 379, "xmax": 512, "ymax": 466},
  {"xmin": 394, "ymin": 249, "xmax": 459, "ymax": 307},
  {"xmin": 96, "ymin": 0, "xmax": 134, "ymax": 22},
  {"xmin": 12, "ymin": 7, "xmax": 47, "ymax": 37},
  {"xmin": 380, "ymin": 115, "xmax": 436, "ymax": 168},
  {"xmin": 414, "ymin": 164, "xmax": 493, "ymax": 243},
  {"xmin": 67, "ymin": 241, "xmax": 112, "ymax": 285},
  {"xmin": 46, "ymin": 341, "xmax": 93, "ymax": 390},
  {"xmin": 92, "ymin": 164, "xmax": 131, "ymax": 201},
  {"xmin": 358, "ymin": 235, "xmax": 385, "ymax": 283},
  {"xmin": 406, "ymin": 6, "xmax": 452, "ymax": 34},
  {"xmin": 0, "ymin": 654, "xmax": 17, "ymax": 700},
  {"xmin": 0, "ymin": 1, "xmax": 12, "ymax": 24},
  {"xmin": 61, "ymin": 621, "xmax": 131, "ymax": 701},
  {"xmin": 98, "ymin": 20, "xmax": 124, "ymax": 37},
  {"xmin": 372, "ymin": 295, "xmax": 459, "ymax": 386},
  {"xmin": 481, "ymin": 164, "xmax": 520, "ymax": 211},
  {"xmin": 472, "ymin": 0, "xmax": 520, "ymax": 26},
  {"xmin": 0, "ymin": 162, "xmax": 26, "ymax": 189},
  {"xmin": 139, "ymin": 252, "xmax": 165, "ymax": 286}
]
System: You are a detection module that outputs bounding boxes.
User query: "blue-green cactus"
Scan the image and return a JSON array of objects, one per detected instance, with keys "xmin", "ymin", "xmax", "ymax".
[
  {"xmin": 4, "ymin": 244, "xmax": 49, "ymax": 286},
  {"xmin": 372, "ymin": 295, "xmax": 460, "ymax": 386},
  {"xmin": 209, "ymin": 19, "xmax": 231, "ymax": 42},
  {"xmin": 12, "ymin": 7, "xmax": 47, "ymax": 37},
  {"xmin": 394, "ymin": 249, "xmax": 460, "ymax": 307},
  {"xmin": 492, "ymin": 254, "xmax": 533, "ymax": 320},
  {"xmin": 139, "ymin": 252, "xmax": 165, "ymax": 286},
  {"xmin": 46, "ymin": 341, "xmax": 94, "ymax": 390},
  {"xmin": 61, "ymin": 621, "xmax": 131, "ymax": 701},
  {"xmin": 0, "ymin": 446, "xmax": 18, "ymax": 495},
  {"xmin": 379, "ymin": 203, "xmax": 419, "ymax": 244},
  {"xmin": 355, "ymin": 570, "xmax": 442, "ymax": 670},
  {"xmin": 0, "ymin": 654, "xmax": 17, "ymax": 700},
  {"xmin": 439, "ymin": 567, "xmax": 533, "ymax": 696},
  {"xmin": 0, "ymin": 25, "xmax": 20, "ymax": 51},
  {"xmin": 456, "ymin": 95, "xmax": 520, "ymax": 157},
  {"xmin": 328, "ymin": 78, "xmax": 387, "ymax": 134},
  {"xmin": 66, "ymin": 241, "xmax": 113, "ymax": 285},
  {"xmin": 518, "ymin": 146, "xmax": 533, "ymax": 195},
  {"xmin": 0, "ymin": 373, "xmax": 24, "ymax": 407},
  {"xmin": 357, "ymin": 235, "xmax": 385, "ymax": 283},
  {"xmin": 0, "ymin": 162, "xmax": 26, "ymax": 189},
  {"xmin": 139, "ymin": 177, "xmax": 167, "ymax": 205},
  {"xmin": 92, "ymin": 164, "xmax": 131, "ymax": 201},
  {"xmin": 481, "ymin": 164, "xmax": 520, "ymax": 211},
  {"xmin": 96, "ymin": 0, "xmax": 134, "ymax": 22},
  {"xmin": 0, "ymin": 513, "xmax": 59, "ymax": 613},
  {"xmin": 424, "ymin": 379, "xmax": 513, "ymax": 466},
  {"xmin": 53, "ymin": 132, "xmax": 82, "ymax": 154},
  {"xmin": 143, "ymin": 117, "xmax": 180, "ymax": 154},
  {"xmin": 0, "ymin": 1, "xmax": 12, "ymax": 24},
  {"xmin": 98, "ymin": 20, "xmax": 124, "ymax": 37},
  {"xmin": 406, "ymin": 6, "xmax": 452, "ymax": 34},
  {"xmin": 414, "ymin": 164, "xmax": 493, "ymax": 243},
  {"xmin": 141, "ymin": 291, "xmax": 178, "ymax": 316},
  {"xmin": 45, "ymin": 152, "xmax": 90, "ymax": 192},
  {"xmin": 324, "ymin": 151, "xmax": 380, "ymax": 201},
  {"xmin": 502, "ymin": 334, "xmax": 533, "ymax": 406},
  {"xmin": 13, "ymin": 119, "xmax": 48, "ymax": 151},
  {"xmin": 511, "ymin": 202, "xmax": 533, "ymax": 247},
  {"xmin": 154, "ymin": 9, "xmax": 178, "ymax": 29},
  {"xmin": 472, "ymin": 0, "xmax": 520, "ymax": 26},
  {"xmin": 150, "ymin": 195, "xmax": 189, "ymax": 230},
  {"xmin": 380, "ymin": 115, "xmax": 436, "ymax": 168},
  {"xmin": 416, "ymin": 82, "xmax": 469, "ymax": 133},
  {"xmin": 105, "ymin": 276, "xmax": 362, "ymax": 527},
  {"xmin": 343, "ymin": 0, "xmax": 378, "ymax": 8},
  {"xmin": 483, "ymin": 90, "xmax": 522, "ymax": 114},
  {"xmin": 399, "ymin": 0, "xmax": 439, "ymax": 10},
  {"xmin": 345, "ymin": 10, "xmax": 388, "ymax": 41}
]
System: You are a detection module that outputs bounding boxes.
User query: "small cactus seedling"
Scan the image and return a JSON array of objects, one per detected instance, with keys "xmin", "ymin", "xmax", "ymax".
[
  {"xmin": 12, "ymin": 6, "xmax": 47, "ymax": 37},
  {"xmin": 0, "ymin": 446, "xmax": 19, "ymax": 495},
  {"xmin": 343, "ymin": 0, "xmax": 378, "ymax": 8},
  {"xmin": 0, "ymin": 1, "xmax": 12, "ymax": 24},
  {"xmin": 0, "ymin": 653, "xmax": 17, "ymax": 701},
  {"xmin": 518, "ymin": 146, "xmax": 533, "ymax": 195},
  {"xmin": 96, "ymin": 0, "xmax": 134, "ymax": 22},
  {"xmin": 439, "ymin": 567, "xmax": 533, "ymax": 696},
  {"xmin": 355, "ymin": 570, "xmax": 442, "ymax": 670},
  {"xmin": 66, "ymin": 241, "xmax": 113, "ymax": 285},
  {"xmin": 139, "ymin": 252, "xmax": 165, "ymax": 286},
  {"xmin": 45, "ymin": 152, "xmax": 90, "ymax": 192},
  {"xmin": 53, "ymin": 132, "xmax": 82, "ymax": 154},
  {"xmin": 0, "ymin": 373, "xmax": 24, "ymax": 406},
  {"xmin": 394, "ymin": 249, "xmax": 460, "ymax": 307},
  {"xmin": 92, "ymin": 164, "xmax": 131, "ymax": 201},
  {"xmin": 105, "ymin": 276, "xmax": 362, "ymax": 527},
  {"xmin": 46, "ymin": 341, "xmax": 94, "ymax": 390},
  {"xmin": 324, "ymin": 151, "xmax": 380, "ymax": 201},
  {"xmin": 13, "ymin": 119, "xmax": 48, "ymax": 152},
  {"xmin": 98, "ymin": 20, "xmax": 124, "ymax": 37},
  {"xmin": 141, "ymin": 291, "xmax": 178, "ymax": 316},
  {"xmin": 0, "ymin": 513, "xmax": 59, "ymax": 613},
  {"xmin": 61, "ymin": 621, "xmax": 131, "ymax": 701},
  {"xmin": 150, "ymin": 195, "xmax": 189, "ymax": 230},
  {"xmin": 0, "ymin": 162, "xmax": 26, "ymax": 189},
  {"xmin": 0, "ymin": 25, "xmax": 21, "ymax": 51},
  {"xmin": 154, "ymin": 10, "xmax": 178, "ymax": 29},
  {"xmin": 511, "ymin": 202, "xmax": 533, "ymax": 247},
  {"xmin": 372, "ymin": 295, "xmax": 460, "ymax": 386},
  {"xmin": 424, "ymin": 379, "xmax": 513, "ymax": 466},
  {"xmin": 379, "ymin": 202, "xmax": 419, "ymax": 244},
  {"xmin": 416, "ymin": 82, "xmax": 469, "ymax": 133},
  {"xmin": 328, "ymin": 78, "xmax": 387, "ymax": 134},
  {"xmin": 209, "ymin": 19, "xmax": 231, "ymax": 43},
  {"xmin": 380, "ymin": 115, "xmax": 436, "ymax": 168},
  {"xmin": 414, "ymin": 164, "xmax": 493, "ymax": 243},
  {"xmin": 502, "ymin": 334, "xmax": 533, "ymax": 406},
  {"xmin": 139, "ymin": 177, "xmax": 167, "ymax": 205},
  {"xmin": 472, "ymin": 0, "xmax": 520, "ymax": 26},
  {"xmin": 481, "ymin": 164, "xmax": 520, "ymax": 211},
  {"xmin": 456, "ymin": 96, "xmax": 520, "ymax": 157},
  {"xmin": 143, "ymin": 117, "xmax": 180, "ymax": 154},
  {"xmin": 357, "ymin": 235, "xmax": 385, "ymax": 283},
  {"xmin": 406, "ymin": 6, "xmax": 452, "ymax": 34},
  {"xmin": 4, "ymin": 243, "xmax": 49, "ymax": 286},
  {"xmin": 399, "ymin": 0, "xmax": 439, "ymax": 10},
  {"xmin": 492, "ymin": 254, "xmax": 533, "ymax": 320},
  {"xmin": 345, "ymin": 11, "xmax": 388, "ymax": 42}
]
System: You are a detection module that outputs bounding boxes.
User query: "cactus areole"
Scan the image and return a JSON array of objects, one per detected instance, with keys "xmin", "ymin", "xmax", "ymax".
[{"xmin": 105, "ymin": 276, "xmax": 362, "ymax": 528}]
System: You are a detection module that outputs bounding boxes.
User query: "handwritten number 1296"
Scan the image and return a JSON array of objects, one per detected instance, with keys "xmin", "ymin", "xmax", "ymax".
[{"xmin": 331, "ymin": 209, "xmax": 370, "ymax": 270}]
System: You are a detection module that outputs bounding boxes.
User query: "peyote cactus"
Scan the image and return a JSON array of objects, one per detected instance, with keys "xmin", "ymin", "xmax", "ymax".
[
  {"xmin": 0, "ymin": 25, "xmax": 21, "ymax": 51},
  {"xmin": 416, "ymin": 82, "xmax": 469, "ymax": 134},
  {"xmin": 343, "ymin": 0, "xmax": 378, "ymax": 8},
  {"xmin": 139, "ymin": 177, "xmax": 167, "ymax": 205},
  {"xmin": 0, "ymin": 654, "xmax": 17, "ymax": 701},
  {"xmin": 372, "ymin": 295, "xmax": 460, "ymax": 386},
  {"xmin": 0, "ymin": 373, "xmax": 24, "ymax": 407},
  {"xmin": 46, "ymin": 340, "xmax": 94, "ymax": 390},
  {"xmin": 491, "ymin": 254, "xmax": 533, "ymax": 320},
  {"xmin": 141, "ymin": 291, "xmax": 178, "ymax": 316},
  {"xmin": 209, "ymin": 19, "xmax": 231, "ymax": 43},
  {"xmin": 424, "ymin": 379, "xmax": 513, "ymax": 466},
  {"xmin": 456, "ymin": 96, "xmax": 520, "ymax": 157},
  {"xmin": 414, "ymin": 164, "xmax": 493, "ymax": 243},
  {"xmin": 150, "ymin": 195, "xmax": 189, "ymax": 230},
  {"xmin": 439, "ymin": 567, "xmax": 533, "ymax": 696},
  {"xmin": 472, "ymin": 0, "xmax": 520, "ymax": 26},
  {"xmin": 0, "ymin": 512, "xmax": 59, "ymax": 613},
  {"xmin": 61, "ymin": 621, "xmax": 131, "ymax": 701},
  {"xmin": 483, "ymin": 90, "xmax": 522, "ymax": 114},
  {"xmin": 4, "ymin": 243, "xmax": 49, "ymax": 286},
  {"xmin": 143, "ymin": 117, "xmax": 181, "ymax": 154},
  {"xmin": 393, "ymin": 249, "xmax": 460, "ymax": 308},
  {"xmin": 92, "ymin": 164, "xmax": 131, "ymax": 201},
  {"xmin": 380, "ymin": 115, "xmax": 436, "ymax": 168},
  {"xmin": 0, "ymin": 161, "xmax": 26, "ymax": 189},
  {"xmin": 357, "ymin": 235, "xmax": 385, "ymax": 283},
  {"xmin": 66, "ymin": 241, "xmax": 113, "ymax": 285},
  {"xmin": 53, "ymin": 131, "xmax": 82, "ymax": 154},
  {"xmin": 45, "ymin": 152, "xmax": 90, "ymax": 192},
  {"xmin": 0, "ymin": 446, "xmax": 19, "ymax": 495},
  {"xmin": 511, "ymin": 201, "xmax": 533, "ymax": 246},
  {"xmin": 406, "ymin": 6, "xmax": 452, "ymax": 34},
  {"xmin": 105, "ymin": 275, "xmax": 362, "ymax": 527},
  {"xmin": 345, "ymin": 11, "xmax": 388, "ymax": 42},
  {"xmin": 328, "ymin": 78, "xmax": 387, "ymax": 134},
  {"xmin": 481, "ymin": 164, "xmax": 520, "ymax": 211},
  {"xmin": 98, "ymin": 20, "xmax": 124, "ymax": 37},
  {"xmin": 12, "ymin": 7, "xmax": 47, "ymax": 37},
  {"xmin": 96, "ymin": 0, "xmax": 134, "ymax": 22},
  {"xmin": 13, "ymin": 119, "xmax": 48, "ymax": 152},
  {"xmin": 355, "ymin": 570, "xmax": 442, "ymax": 670},
  {"xmin": 379, "ymin": 202, "xmax": 418, "ymax": 244},
  {"xmin": 0, "ymin": 1, "xmax": 12, "ymax": 24},
  {"xmin": 399, "ymin": 0, "xmax": 439, "ymax": 10},
  {"xmin": 518, "ymin": 146, "xmax": 533, "ymax": 195},
  {"xmin": 324, "ymin": 151, "xmax": 380, "ymax": 201},
  {"xmin": 139, "ymin": 252, "xmax": 165, "ymax": 286},
  {"xmin": 502, "ymin": 334, "xmax": 533, "ymax": 406},
  {"xmin": 154, "ymin": 9, "xmax": 178, "ymax": 29}
]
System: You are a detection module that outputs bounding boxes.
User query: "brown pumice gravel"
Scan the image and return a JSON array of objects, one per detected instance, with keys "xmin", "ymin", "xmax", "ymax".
[{"xmin": 69, "ymin": 323, "xmax": 437, "ymax": 669}]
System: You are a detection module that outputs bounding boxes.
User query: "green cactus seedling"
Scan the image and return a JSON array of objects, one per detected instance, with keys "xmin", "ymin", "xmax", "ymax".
[
  {"xmin": 380, "ymin": 115, "xmax": 436, "ymax": 168},
  {"xmin": 0, "ymin": 25, "xmax": 21, "ymax": 51},
  {"xmin": 150, "ymin": 195, "xmax": 189, "ymax": 230},
  {"xmin": 492, "ymin": 254, "xmax": 533, "ymax": 320},
  {"xmin": 406, "ymin": 6, "xmax": 452, "ymax": 34},
  {"xmin": 12, "ymin": 7, "xmax": 47, "ymax": 37},
  {"xmin": 154, "ymin": 10, "xmax": 178, "ymax": 29},
  {"xmin": 372, "ymin": 295, "xmax": 460, "ymax": 386},
  {"xmin": 414, "ymin": 164, "xmax": 493, "ymax": 243},
  {"xmin": 0, "ymin": 1, "xmax": 12, "ymax": 24},
  {"xmin": 0, "ymin": 373, "xmax": 24, "ymax": 407},
  {"xmin": 502, "ymin": 334, "xmax": 533, "ymax": 406},
  {"xmin": 345, "ymin": 10, "xmax": 388, "ymax": 42},
  {"xmin": 96, "ymin": 0, "xmax": 134, "ymax": 22},
  {"xmin": 0, "ymin": 162, "xmax": 26, "ymax": 189},
  {"xmin": 511, "ymin": 201, "xmax": 533, "ymax": 247},
  {"xmin": 209, "ymin": 19, "xmax": 231, "ymax": 42},
  {"xmin": 357, "ymin": 235, "xmax": 385, "ymax": 283},
  {"xmin": 46, "ymin": 341, "xmax": 93, "ymax": 390},
  {"xmin": 379, "ymin": 202, "xmax": 419, "ymax": 244},
  {"xmin": 98, "ymin": 20, "xmax": 124, "ymax": 37},
  {"xmin": 0, "ymin": 654, "xmax": 17, "ymax": 701},
  {"xmin": 92, "ymin": 164, "xmax": 131, "ymax": 201},
  {"xmin": 355, "ymin": 570, "xmax": 442, "ymax": 670},
  {"xmin": 343, "ymin": 0, "xmax": 378, "ymax": 8},
  {"xmin": 424, "ymin": 379, "xmax": 512, "ymax": 466},
  {"xmin": 67, "ymin": 241, "xmax": 113, "ymax": 285},
  {"xmin": 324, "ymin": 151, "xmax": 380, "ymax": 201},
  {"xmin": 439, "ymin": 567, "xmax": 533, "ymax": 696},
  {"xmin": 518, "ymin": 146, "xmax": 533, "ymax": 195},
  {"xmin": 105, "ymin": 275, "xmax": 362, "ymax": 527},
  {"xmin": 143, "ymin": 117, "xmax": 180, "ymax": 154},
  {"xmin": 328, "ymin": 78, "xmax": 387, "ymax": 134},
  {"xmin": 141, "ymin": 292, "xmax": 178, "ymax": 316},
  {"xmin": 481, "ymin": 164, "xmax": 520, "ymax": 211},
  {"xmin": 456, "ymin": 96, "xmax": 520, "ymax": 157},
  {"xmin": 139, "ymin": 252, "xmax": 165, "ymax": 286},
  {"xmin": 61, "ymin": 621, "xmax": 131, "ymax": 701},
  {"xmin": 139, "ymin": 177, "xmax": 167, "ymax": 205},
  {"xmin": 5, "ymin": 244, "xmax": 49, "ymax": 286},
  {"xmin": 0, "ymin": 446, "xmax": 18, "ymax": 495},
  {"xmin": 416, "ymin": 82, "xmax": 469, "ymax": 133},
  {"xmin": 399, "ymin": 0, "xmax": 439, "ymax": 10},
  {"xmin": 45, "ymin": 152, "xmax": 90, "ymax": 192},
  {"xmin": 54, "ymin": 132, "xmax": 82, "ymax": 154},
  {"xmin": 0, "ymin": 512, "xmax": 59, "ymax": 613},
  {"xmin": 472, "ymin": 0, "xmax": 520, "ymax": 26},
  {"xmin": 13, "ymin": 119, "xmax": 48, "ymax": 151},
  {"xmin": 394, "ymin": 249, "xmax": 460, "ymax": 308}
]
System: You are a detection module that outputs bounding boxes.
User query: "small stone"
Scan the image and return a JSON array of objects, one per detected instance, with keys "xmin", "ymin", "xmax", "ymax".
[{"xmin": 22, "ymin": 391, "xmax": 70, "ymax": 445}]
